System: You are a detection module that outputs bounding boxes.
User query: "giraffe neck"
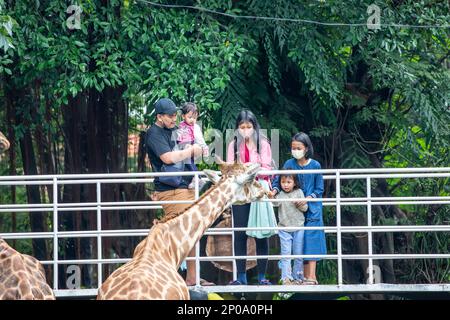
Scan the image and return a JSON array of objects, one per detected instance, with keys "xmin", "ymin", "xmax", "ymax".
[{"xmin": 155, "ymin": 179, "xmax": 236, "ymax": 267}]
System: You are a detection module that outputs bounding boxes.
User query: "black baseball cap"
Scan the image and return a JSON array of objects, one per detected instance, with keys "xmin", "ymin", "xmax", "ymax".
[{"xmin": 154, "ymin": 98, "xmax": 177, "ymax": 115}]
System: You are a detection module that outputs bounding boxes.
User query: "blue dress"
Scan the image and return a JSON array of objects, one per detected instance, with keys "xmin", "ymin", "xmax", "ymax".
[{"xmin": 272, "ymin": 158, "xmax": 327, "ymax": 261}]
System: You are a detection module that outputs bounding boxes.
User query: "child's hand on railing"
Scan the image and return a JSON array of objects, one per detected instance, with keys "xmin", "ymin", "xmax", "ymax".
[{"xmin": 295, "ymin": 195, "xmax": 311, "ymax": 208}]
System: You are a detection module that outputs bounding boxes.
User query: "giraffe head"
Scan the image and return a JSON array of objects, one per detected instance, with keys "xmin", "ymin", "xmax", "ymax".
[{"xmin": 203, "ymin": 162, "xmax": 266, "ymax": 205}]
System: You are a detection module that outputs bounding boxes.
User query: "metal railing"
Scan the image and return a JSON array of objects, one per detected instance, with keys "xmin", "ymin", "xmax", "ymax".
[{"xmin": 0, "ymin": 167, "xmax": 449, "ymax": 297}]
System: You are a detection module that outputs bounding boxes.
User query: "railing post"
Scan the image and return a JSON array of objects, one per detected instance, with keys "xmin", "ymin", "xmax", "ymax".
[
  {"xmin": 194, "ymin": 172, "xmax": 201, "ymax": 286},
  {"xmin": 336, "ymin": 171, "xmax": 343, "ymax": 285},
  {"xmin": 52, "ymin": 177, "xmax": 58, "ymax": 290},
  {"xmin": 231, "ymin": 207, "xmax": 237, "ymax": 281},
  {"xmin": 367, "ymin": 177, "xmax": 374, "ymax": 284},
  {"xmin": 97, "ymin": 182, "xmax": 103, "ymax": 288},
  {"xmin": 194, "ymin": 171, "xmax": 200, "ymax": 200}
]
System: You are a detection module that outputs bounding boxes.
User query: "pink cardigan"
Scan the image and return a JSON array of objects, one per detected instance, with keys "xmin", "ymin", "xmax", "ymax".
[{"xmin": 226, "ymin": 138, "xmax": 272, "ymax": 181}]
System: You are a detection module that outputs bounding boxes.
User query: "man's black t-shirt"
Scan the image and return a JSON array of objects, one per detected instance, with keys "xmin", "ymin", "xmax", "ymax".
[{"xmin": 146, "ymin": 124, "xmax": 191, "ymax": 192}]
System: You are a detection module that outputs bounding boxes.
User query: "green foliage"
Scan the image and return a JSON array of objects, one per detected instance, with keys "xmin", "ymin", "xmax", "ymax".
[
  {"xmin": 0, "ymin": 2, "xmax": 16, "ymax": 53},
  {"xmin": 3, "ymin": 0, "xmax": 248, "ymax": 115},
  {"xmin": 272, "ymin": 291, "xmax": 294, "ymax": 300},
  {"xmin": 214, "ymin": 70, "xmax": 249, "ymax": 129}
]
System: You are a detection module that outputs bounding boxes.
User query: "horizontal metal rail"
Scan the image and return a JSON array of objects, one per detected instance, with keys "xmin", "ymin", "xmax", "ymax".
[
  {"xmin": 1, "ymin": 166, "xmax": 449, "ymax": 180},
  {"xmin": 2, "ymin": 224, "xmax": 450, "ymax": 239},
  {"xmin": 32, "ymin": 253, "xmax": 450, "ymax": 266},
  {"xmin": 53, "ymin": 283, "xmax": 450, "ymax": 297}
]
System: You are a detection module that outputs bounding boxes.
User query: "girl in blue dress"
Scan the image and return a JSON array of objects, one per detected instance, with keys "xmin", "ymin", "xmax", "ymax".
[{"xmin": 271, "ymin": 132, "xmax": 326, "ymax": 285}]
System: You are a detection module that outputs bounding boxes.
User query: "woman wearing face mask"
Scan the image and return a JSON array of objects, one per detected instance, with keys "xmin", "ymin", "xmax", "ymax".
[
  {"xmin": 226, "ymin": 110, "xmax": 273, "ymax": 285},
  {"xmin": 270, "ymin": 132, "xmax": 326, "ymax": 285}
]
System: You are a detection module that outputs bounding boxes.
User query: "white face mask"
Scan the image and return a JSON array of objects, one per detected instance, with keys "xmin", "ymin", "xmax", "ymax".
[
  {"xmin": 291, "ymin": 149, "xmax": 305, "ymax": 160},
  {"xmin": 239, "ymin": 128, "xmax": 254, "ymax": 139}
]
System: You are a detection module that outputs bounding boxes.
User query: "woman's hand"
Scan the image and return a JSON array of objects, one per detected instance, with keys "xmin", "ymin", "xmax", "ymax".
[{"xmin": 268, "ymin": 189, "xmax": 278, "ymax": 198}]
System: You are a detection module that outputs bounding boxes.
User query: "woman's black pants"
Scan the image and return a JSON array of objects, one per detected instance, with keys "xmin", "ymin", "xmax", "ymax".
[{"xmin": 232, "ymin": 203, "xmax": 269, "ymax": 275}]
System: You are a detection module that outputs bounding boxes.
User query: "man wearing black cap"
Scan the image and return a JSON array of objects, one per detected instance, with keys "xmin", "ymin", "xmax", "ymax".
[
  {"xmin": 145, "ymin": 98, "xmax": 213, "ymax": 286},
  {"xmin": 146, "ymin": 98, "xmax": 202, "ymax": 180}
]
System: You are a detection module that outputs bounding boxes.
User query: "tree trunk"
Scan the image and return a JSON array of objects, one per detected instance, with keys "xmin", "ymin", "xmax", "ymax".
[
  {"xmin": 6, "ymin": 87, "xmax": 17, "ymax": 247},
  {"xmin": 14, "ymin": 90, "xmax": 49, "ymax": 261},
  {"xmin": 61, "ymin": 86, "xmax": 134, "ymax": 283},
  {"xmin": 369, "ymin": 154, "xmax": 398, "ymax": 285},
  {"xmin": 60, "ymin": 93, "xmax": 88, "ymax": 288}
]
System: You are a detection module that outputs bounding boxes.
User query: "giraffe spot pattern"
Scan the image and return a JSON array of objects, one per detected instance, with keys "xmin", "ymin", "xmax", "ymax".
[{"xmin": 0, "ymin": 240, "xmax": 55, "ymax": 300}]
